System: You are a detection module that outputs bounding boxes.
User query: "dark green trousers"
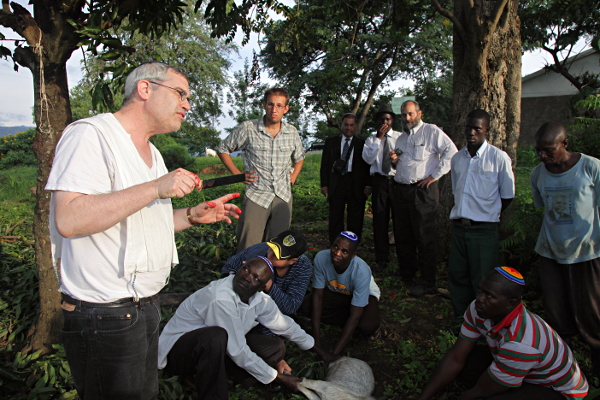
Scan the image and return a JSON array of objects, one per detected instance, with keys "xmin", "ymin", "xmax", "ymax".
[{"xmin": 448, "ymin": 220, "xmax": 499, "ymax": 323}]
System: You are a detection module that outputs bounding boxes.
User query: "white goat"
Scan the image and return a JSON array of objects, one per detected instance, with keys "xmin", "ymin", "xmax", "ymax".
[
  {"xmin": 205, "ymin": 147, "xmax": 217, "ymax": 157},
  {"xmin": 298, "ymin": 357, "xmax": 376, "ymax": 400}
]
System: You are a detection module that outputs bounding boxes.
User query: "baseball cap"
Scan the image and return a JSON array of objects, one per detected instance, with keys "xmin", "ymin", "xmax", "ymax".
[{"xmin": 266, "ymin": 230, "xmax": 308, "ymax": 260}]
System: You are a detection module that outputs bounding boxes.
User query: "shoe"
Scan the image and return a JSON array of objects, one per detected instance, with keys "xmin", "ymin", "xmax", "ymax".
[
  {"xmin": 408, "ymin": 284, "xmax": 436, "ymax": 297},
  {"xmin": 369, "ymin": 327, "xmax": 382, "ymax": 342}
]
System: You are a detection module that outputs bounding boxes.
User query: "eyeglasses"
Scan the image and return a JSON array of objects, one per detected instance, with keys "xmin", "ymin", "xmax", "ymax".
[
  {"xmin": 265, "ymin": 102, "xmax": 287, "ymax": 110},
  {"xmin": 148, "ymin": 81, "xmax": 191, "ymax": 105}
]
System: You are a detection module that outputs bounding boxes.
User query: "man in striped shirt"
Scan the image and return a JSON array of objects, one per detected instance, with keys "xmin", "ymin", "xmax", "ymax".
[
  {"xmin": 417, "ymin": 267, "xmax": 588, "ymax": 400},
  {"xmin": 221, "ymin": 230, "xmax": 311, "ymax": 337},
  {"xmin": 217, "ymin": 88, "xmax": 305, "ymax": 252}
]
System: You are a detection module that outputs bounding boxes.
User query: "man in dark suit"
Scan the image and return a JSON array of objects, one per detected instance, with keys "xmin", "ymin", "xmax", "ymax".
[{"xmin": 320, "ymin": 113, "xmax": 371, "ymax": 244}]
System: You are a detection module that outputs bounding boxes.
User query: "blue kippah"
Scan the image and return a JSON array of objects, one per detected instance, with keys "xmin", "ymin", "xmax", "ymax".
[
  {"xmin": 257, "ymin": 256, "xmax": 275, "ymax": 275},
  {"xmin": 340, "ymin": 231, "xmax": 358, "ymax": 241}
]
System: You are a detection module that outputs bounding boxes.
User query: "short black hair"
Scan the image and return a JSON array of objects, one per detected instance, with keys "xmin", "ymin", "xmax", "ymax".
[
  {"xmin": 483, "ymin": 268, "xmax": 524, "ymax": 300},
  {"xmin": 466, "ymin": 109, "xmax": 490, "ymax": 127},
  {"xmin": 334, "ymin": 233, "xmax": 359, "ymax": 253}
]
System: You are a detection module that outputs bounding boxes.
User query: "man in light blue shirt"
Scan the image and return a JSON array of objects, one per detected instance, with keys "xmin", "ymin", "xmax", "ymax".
[{"xmin": 448, "ymin": 109, "xmax": 515, "ymax": 325}]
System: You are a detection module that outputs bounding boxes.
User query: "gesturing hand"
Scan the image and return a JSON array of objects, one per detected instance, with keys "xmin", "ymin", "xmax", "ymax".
[
  {"xmin": 155, "ymin": 168, "xmax": 202, "ymax": 199},
  {"xmin": 187, "ymin": 193, "xmax": 242, "ymax": 224}
]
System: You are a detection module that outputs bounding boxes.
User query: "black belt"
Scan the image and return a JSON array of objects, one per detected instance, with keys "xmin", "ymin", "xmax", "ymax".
[
  {"xmin": 394, "ymin": 181, "xmax": 419, "ymax": 186},
  {"xmin": 453, "ymin": 218, "xmax": 491, "ymax": 226},
  {"xmin": 373, "ymin": 174, "xmax": 393, "ymax": 180},
  {"xmin": 61, "ymin": 293, "xmax": 159, "ymax": 308}
]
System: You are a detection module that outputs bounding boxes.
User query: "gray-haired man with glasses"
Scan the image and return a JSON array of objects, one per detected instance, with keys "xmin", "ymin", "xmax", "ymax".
[
  {"xmin": 45, "ymin": 62, "xmax": 242, "ymax": 399},
  {"xmin": 218, "ymin": 88, "xmax": 305, "ymax": 252}
]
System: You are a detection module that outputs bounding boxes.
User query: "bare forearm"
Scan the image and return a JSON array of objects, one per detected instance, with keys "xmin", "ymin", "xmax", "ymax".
[
  {"xmin": 290, "ymin": 160, "xmax": 304, "ymax": 183},
  {"xmin": 54, "ymin": 182, "xmax": 160, "ymax": 238},
  {"xmin": 218, "ymin": 153, "xmax": 242, "ymax": 175},
  {"xmin": 333, "ymin": 309, "xmax": 362, "ymax": 354}
]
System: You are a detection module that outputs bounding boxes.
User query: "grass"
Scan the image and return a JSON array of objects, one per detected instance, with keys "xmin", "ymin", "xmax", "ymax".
[{"xmin": 2, "ymin": 152, "xmax": 599, "ymax": 399}]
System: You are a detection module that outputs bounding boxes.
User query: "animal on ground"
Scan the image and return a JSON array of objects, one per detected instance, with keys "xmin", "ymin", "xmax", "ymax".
[
  {"xmin": 205, "ymin": 147, "xmax": 217, "ymax": 157},
  {"xmin": 298, "ymin": 356, "xmax": 375, "ymax": 400}
]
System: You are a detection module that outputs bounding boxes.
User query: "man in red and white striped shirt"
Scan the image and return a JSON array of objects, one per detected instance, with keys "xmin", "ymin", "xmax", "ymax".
[{"xmin": 416, "ymin": 267, "xmax": 588, "ymax": 399}]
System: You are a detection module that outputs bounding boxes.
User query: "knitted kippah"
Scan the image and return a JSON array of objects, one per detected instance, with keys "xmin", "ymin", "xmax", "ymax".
[
  {"xmin": 257, "ymin": 256, "xmax": 275, "ymax": 275},
  {"xmin": 495, "ymin": 266, "xmax": 525, "ymax": 285},
  {"xmin": 340, "ymin": 231, "xmax": 358, "ymax": 241}
]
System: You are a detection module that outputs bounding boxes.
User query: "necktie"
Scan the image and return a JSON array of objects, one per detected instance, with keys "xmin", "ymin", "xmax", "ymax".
[
  {"xmin": 341, "ymin": 137, "xmax": 350, "ymax": 175},
  {"xmin": 381, "ymin": 135, "xmax": 392, "ymax": 174}
]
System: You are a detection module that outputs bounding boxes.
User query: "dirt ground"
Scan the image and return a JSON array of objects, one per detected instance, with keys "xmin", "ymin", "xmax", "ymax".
[{"xmin": 292, "ymin": 216, "xmax": 457, "ymax": 400}]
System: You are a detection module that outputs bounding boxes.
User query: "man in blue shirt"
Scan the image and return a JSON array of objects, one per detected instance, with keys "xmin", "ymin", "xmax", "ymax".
[{"xmin": 300, "ymin": 231, "xmax": 381, "ymax": 354}]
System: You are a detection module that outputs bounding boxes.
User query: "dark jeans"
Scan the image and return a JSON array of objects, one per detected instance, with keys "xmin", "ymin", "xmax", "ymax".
[
  {"xmin": 61, "ymin": 295, "xmax": 161, "ymax": 400},
  {"xmin": 392, "ymin": 181, "xmax": 439, "ymax": 286},
  {"xmin": 458, "ymin": 345, "xmax": 566, "ymax": 399}
]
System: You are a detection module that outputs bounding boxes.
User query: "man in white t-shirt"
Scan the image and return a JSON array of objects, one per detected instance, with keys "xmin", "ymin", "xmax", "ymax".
[
  {"xmin": 531, "ymin": 121, "xmax": 600, "ymax": 378},
  {"xmin": 45, "ymin": 62, "xmax": 241, "ymax": 400}
]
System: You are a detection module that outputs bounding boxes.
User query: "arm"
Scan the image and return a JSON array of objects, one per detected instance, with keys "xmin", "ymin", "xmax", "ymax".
[
  {"xmin": 173, "ymin": 193, "xmax": 242, "ymax": 232},
  {"xmin": 431, "ymin": 129, "xmax": 458, "ymax": 181},
  {"xmin": 218, "ymin": 153, "xmax": 243, "ymax": 175},
  {"xmin": 311, "ymin": 288, "xmax": 325, "ymax": 348},
  {"xmin": 500, "ymin": 198, "xmax": 513, "ymax": 213},
  {"xmin": 362, "ymin": 136, "xmax": 381, "ymax": 165},
  {"xmin": 416, "ymin": 337, "xmax": 477, "ymax": 400},
  {"xmin": 290, "ymin": 159, "xmax": 304, "ymax": 185},
  {"xmin": 220, "ymin": 243, "xmax": 257, "ymax": 275},
  {"xmin": 332, "ymin": 305, "xmax": 364, "ymax": 355},
  {"xmin": 267, "ymin": 258, "xmax": 312, "ymax": 314},
  {"xmin": 54, "ymin": 168, "xmax": 200, "ymax": 238}
]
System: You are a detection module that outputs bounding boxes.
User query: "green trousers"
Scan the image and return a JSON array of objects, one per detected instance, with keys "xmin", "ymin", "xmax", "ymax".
[{"xmin": 448, "ymin": 220, "xmax": 499, "ymax": 323}]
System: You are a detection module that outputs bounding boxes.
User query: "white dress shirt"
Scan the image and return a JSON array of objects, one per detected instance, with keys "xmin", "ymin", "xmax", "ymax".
[
  {"xmin": 158, "ymin": 275, "xmax": 314, "ymax": 383},
  {"xmin": 393, "ymin": 121, "xmax": 457, "ymax": 184},
  {"xmin": 449, "ymin": 141, "xmax": 515, "ymax": 222},
  {"xmin": 362, "ymin": 130, "xmax": 400, "ymax": 176}
]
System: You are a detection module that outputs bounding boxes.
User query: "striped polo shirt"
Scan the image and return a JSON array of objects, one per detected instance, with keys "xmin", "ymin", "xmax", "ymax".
[{"xmin": 460, "ymin": 301, "xmax": 588, "ymax": 398}]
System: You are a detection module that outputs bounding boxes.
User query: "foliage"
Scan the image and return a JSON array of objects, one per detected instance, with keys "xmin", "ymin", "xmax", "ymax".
[
  {"xmin": 414, "ymin": 70, "xmax": 453, "ymax": 131},
  {"xmin": 226, "ymin": 59, "xmax": 268, "ymax": 127},
  {"xmin": 149, "ymin": 134, "xmax": 195, "ymax": 171},
  {"xmin": 0, "ymin": 130, "xmax": 36, "ymax": 169},
  {"xmin": 569, "ymin": 94, "xmax": 600, "ymax": 160},
  {"xmin": 520, "ymin": 0, "xmax": 600, "ymax": 92},
  {"xmin": 260, "ymin": 0, "xmax": 453, "ymax": 132}
]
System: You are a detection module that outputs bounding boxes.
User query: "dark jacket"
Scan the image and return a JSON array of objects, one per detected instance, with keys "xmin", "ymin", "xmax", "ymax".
[{"xmin": 320, "ymin": 134, "xmax": 371, "ymax": 199}]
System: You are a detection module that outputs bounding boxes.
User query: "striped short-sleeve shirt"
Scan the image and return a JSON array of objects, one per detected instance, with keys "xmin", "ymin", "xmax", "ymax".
[{"xmin": 460, "ymin": 301, "xmax": 588, "ymax": 398}]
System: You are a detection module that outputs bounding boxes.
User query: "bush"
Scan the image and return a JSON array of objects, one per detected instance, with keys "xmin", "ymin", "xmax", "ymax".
[{"xmin": 0, "ymin": 130, "xmax": 36, "ymax": 169}]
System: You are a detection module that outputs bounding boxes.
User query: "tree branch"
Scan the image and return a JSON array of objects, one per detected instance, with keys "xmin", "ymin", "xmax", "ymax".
[
  {"xmin": 542, "ymin": 45, "xmax": 583, "ymax": 90},
  {"xmin": 488, "ymin": 0, "xmax": 510, "ymax": 36},
  {"xmin": 0, "ymin": 2, "xmax": 41, "ymax": 48},
  {"xmin": 431, "ymin": 0, "xmax": 466, "ymax": 44}
]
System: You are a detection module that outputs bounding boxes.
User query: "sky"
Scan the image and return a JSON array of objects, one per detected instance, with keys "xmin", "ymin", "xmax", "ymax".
[{"xmin": 0, "ymin": 0, "xmax": 591, "ymax": 133}]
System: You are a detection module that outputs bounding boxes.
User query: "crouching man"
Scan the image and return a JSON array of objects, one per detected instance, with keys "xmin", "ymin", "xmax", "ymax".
[
  {"xmin": 158, "ymin": 257, "xmax": 337, "ymax": 399},
  {"xmin": 416, "ymin": 267, "xmax": 588, "ymax": 400},
  {"xmin": 301, "ymin": 231, "xmax": 381, "ymax": 355}
]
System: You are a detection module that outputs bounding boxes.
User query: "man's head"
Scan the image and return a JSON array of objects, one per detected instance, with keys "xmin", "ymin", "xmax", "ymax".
[
  {"xmin": 400, "ymin": 100, "xmax": 423, "ymax": 132},
  {"xmin": 464, "ymin": 109, "xmax": 490, "ymax": 149},
  {"xmin": 330, "ymin": 231, "xmax": 359, "ymax": 272},
  {"xmin": 374, "ymin": 104, "xmax": 395, "ymax": 130},
  {"xmin": 475, "ymin": 267, "xmax": 525, "ymax": 323},
  {"xmin": 534, "ymin": 122, "xmax": 569, "ymax": 166},
  {"xmin": 266, "ymin": 230, "xmax": 308, "ymax": 268},
  {"xmin": 552, "ymin": 194, "xmax": 568, "ymax": 214},
  {"xmin": 121, "ymin": 62, "xmax": 191, "ymax": 134},
  {"xmin": 263, "ymin": 88, "xmax": 290, "ymax": 125},
  {"xmin": 341, "ymin": 113, "xmax": 357, "ymax": 138},
  {"xmin": 232, "ymin": 256, "xmax": 274, "ymax": 303}
]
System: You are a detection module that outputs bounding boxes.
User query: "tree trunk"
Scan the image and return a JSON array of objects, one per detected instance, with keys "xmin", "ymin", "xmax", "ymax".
[
  {"xmin": 3, "ymin": 1, "xmax": 80, "ymax": 353},
  {"xmin": 434, "ymin": 0, "xmax": 522, "ymax": 260}
]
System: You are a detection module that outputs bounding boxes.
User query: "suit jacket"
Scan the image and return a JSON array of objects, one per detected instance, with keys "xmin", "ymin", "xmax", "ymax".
[{"xmin": 320, "ymin": 135, "xmax": 371, "ymax": 200}]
